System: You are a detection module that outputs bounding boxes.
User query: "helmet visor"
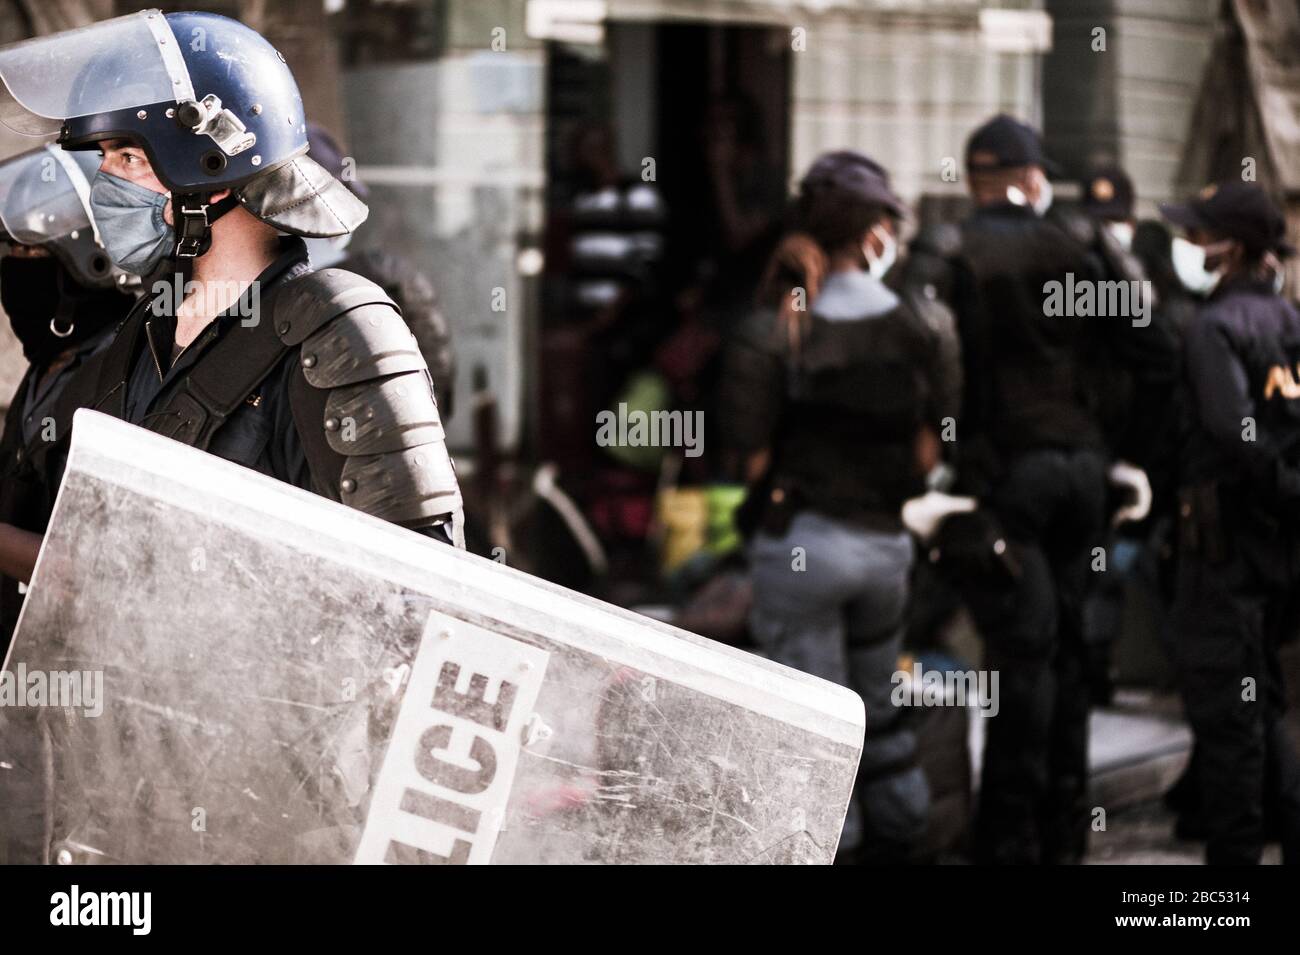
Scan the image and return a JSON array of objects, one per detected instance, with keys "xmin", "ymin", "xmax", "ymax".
[
  {"xmin": 0, "ymin": 10, "xmax": 194, "ymax": 136},
  {"xmin": 0, "ymin": 146, "xmax": 97, "ymax": 245}
]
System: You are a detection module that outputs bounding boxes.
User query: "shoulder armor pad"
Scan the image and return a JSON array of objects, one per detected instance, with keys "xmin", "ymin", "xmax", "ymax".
[
  {"xmin": 324, "ymin": 370, "xmax": 445, "ymax": 455},
  {"xmin": 281, "ymin": 267, "xmax": 463, "ymax": 533},
  {"xmin": 274, "ymin": 267, "xmax": 396, "ymax": 346},
  {"xmin": 297, "ymin": 300, "xmax": 427, "ymax": 388},
  {"xmin": 341, "ymin": 445, "xmax": 462, "ymax": 528}
]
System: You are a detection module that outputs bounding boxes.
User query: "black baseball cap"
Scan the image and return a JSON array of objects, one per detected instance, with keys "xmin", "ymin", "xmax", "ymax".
[
  {"xmin": 1082, "ymin": 166, "xmax": 1135, "ymax": 221},
  {"xmin": 800, "ymin": 150, "xmax": 906, "ymax": 216},
  {"xmin": 1160, "ymin": 180, "xmax": 1294, "ymax": 257},
  {"xmin": 965, "ymin": 114, "xmax": 1059, "ymax": 175}
]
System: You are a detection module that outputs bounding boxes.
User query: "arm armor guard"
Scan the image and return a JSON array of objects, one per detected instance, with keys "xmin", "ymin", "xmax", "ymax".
[{"xmin": 272, "ymin": 268, "xmax": 463, "ymax": 534}]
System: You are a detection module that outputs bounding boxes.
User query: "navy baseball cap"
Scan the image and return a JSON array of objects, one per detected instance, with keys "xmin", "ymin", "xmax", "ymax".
[
  {"xmin": 1160, "ymin": 180, "xmax": 1294, "ymax": 256},
  {"xmin": 800, "ymin": 150, "xmax": 905, "ymax": 216},
  {"xmin": 965, "ymin": 114, "xmax": 1059, "ymax": 175},
  {"xmin": 1082, "ymin": 166, "xmax": 1135, "ymax": 221}
]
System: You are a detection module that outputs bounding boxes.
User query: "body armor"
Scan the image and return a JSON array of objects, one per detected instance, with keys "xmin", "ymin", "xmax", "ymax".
[
  {"xmin": 722, "ymin": 288, "xmax": 950, "ymax": 529},
  {"xmin": 46, "ymin": 268, "xmax": 461, "ymax": 534}
]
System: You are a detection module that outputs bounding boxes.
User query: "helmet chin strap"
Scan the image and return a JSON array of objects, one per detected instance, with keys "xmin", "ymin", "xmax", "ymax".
[{"xmin": 169, "ymin": 190, "xmax": 242, "ymax": 285}]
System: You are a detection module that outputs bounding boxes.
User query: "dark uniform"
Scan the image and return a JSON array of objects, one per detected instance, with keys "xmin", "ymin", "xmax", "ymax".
[
  {"xmin": 952, "ymin": 201, "xmax": 1108, "ymax": 864},
  {"xmin": 1073, "ymin": 168, "xmax": 1183, "ymax": 704},
  {"xmin": 940, "ymin": 117, "xmax": 1115, "ymax": 863},
  {"xmin": 1162, "ymin": 181, "xmax": 1300, "ymax": 864}
]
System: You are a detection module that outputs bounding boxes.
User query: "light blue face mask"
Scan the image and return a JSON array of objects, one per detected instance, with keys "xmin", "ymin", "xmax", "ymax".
[{"xmin": 89, "ymin": 170, "xmax": 174, "ymax": 276}]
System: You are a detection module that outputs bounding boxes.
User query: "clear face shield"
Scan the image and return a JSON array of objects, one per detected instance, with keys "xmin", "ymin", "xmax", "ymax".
[
  {"xmin": 0, "ymin": 146, "xmax": 98, "ymax": 246},
  {"xmin": 0, "ymin": 9, "xmax": 194, "ymax": 137}
]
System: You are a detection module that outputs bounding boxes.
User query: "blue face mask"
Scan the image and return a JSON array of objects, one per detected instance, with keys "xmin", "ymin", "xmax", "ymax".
[{"xmin": 89, "ymin": 171, "xmax": 174, "ymax": 276}]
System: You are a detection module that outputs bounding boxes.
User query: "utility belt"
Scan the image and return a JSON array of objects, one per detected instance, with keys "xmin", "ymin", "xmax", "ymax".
[
  {"xmin": 1177, "ymin": 479, "xmax": 1300, "ymax": 582},
  {"xmin": 738, "ymin": 477, "xmax": 904, "ymax": 539}
]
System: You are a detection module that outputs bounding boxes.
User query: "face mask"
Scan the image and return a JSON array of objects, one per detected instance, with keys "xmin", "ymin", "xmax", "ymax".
[
  {"xmin": 1105, "ymin": 221, "xmax": 1134, "ymax": 253},
  {"xmin": 89, "ymin": 170, "xmax": 174, "ymax": 276},
  {"xmin": 1031, "ymin": 173, "xmax": 1054, "ymax": 217},
  {"xmin": 864, "ymin": 224, "xmax": 897, "ymax": 280},
  {"xmin": 1171, "ymin": 237, "xmax": 1222, "ymax": 296}
]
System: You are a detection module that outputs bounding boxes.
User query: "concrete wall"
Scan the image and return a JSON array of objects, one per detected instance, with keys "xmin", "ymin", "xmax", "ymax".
[
  {"xmin": 788, "ymin": 2, "xmax": 1049, "ymax": 205},
  {"xmin": 1044, "ymin": 0, "xmax": 1218, "ymax": 216}
]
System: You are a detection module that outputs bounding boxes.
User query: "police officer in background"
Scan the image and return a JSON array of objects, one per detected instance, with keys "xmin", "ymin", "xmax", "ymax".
[
  {"xmin": 1161, "ymin": 180, "xmax": 1300, "ymax": 865},
  {"xmin": 0, "ymin": 146, "xmax": 135, "ymax": 654},
  {"xmin": 1077, "ymin": 166, "xmax": 1182, "ymax": 704},
  {"xmin": 0, "ymin": 9, "xmax": 462, "ymax": 593},
  {"xmin": 719, "ymin": 151, "xmax": 960, "ymax": 863},
  {"xmin": 942, "ymin": 115, "xmax": 1111, "ymax": 864},
  {"xmin": 0, "ymin": 146, "xmax": 134, "ymax": 865}
]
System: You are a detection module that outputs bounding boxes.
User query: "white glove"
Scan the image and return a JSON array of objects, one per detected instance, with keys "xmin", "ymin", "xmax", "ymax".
[
  {"xmin": 901, "ymin": 491, "xmax": 979, "ymax": 543},
  {"xmin": 1108, "ymin": 460, "xmax": 1152, "ymax": 527}
]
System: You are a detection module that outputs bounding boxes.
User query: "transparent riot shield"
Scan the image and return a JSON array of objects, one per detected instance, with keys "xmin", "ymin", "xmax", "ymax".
[{"xmin": 0, "ymin": 411, "xmax": 863, "ymax": 864}]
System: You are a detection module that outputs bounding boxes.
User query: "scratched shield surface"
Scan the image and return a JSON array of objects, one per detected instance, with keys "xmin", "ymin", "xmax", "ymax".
[{"xmin": 0, "ymin": 412, "xmax": 863, "ymax": 865}]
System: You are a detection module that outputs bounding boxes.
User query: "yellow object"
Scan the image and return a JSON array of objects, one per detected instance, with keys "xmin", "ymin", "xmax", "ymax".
[{"xmin": 657, "ymin": 487, "xmax": 708, "ymax": 574}]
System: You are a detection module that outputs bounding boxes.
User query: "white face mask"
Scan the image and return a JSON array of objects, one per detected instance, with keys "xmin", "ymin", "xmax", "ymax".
[
  {"xmin": 864, "ymin": 224, "xmax": 897, "ymax": 280},
  {"xmin": 1031, "ymin": 173, "xmax": 1054, "ymax": 217},
  {"xmin": 1171, "ymin": 237, "xmax": 1224, "ymax": 296},
  {"xmin": 1105, "ymin": 221, "xmax": 1135, "ymax": 253}
]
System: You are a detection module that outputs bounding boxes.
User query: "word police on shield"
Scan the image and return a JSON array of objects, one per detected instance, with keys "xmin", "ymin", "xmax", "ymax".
[{"xmin": 356, "ymin": 615, "xmax": 550, "ymax": 864}]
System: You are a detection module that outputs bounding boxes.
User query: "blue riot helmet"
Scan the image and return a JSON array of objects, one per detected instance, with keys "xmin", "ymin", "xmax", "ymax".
[
  {"xmin": 0, "ymin": 145, "xmax": 121, "ymax": 289},
  {"xmin": 0, "ymin": 9, "xmax": 366, "ymax": 263}
]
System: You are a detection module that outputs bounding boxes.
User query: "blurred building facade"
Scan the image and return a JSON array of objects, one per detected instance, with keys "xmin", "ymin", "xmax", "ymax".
[{"xmin": 0, "ymin": 0, "xmax": 1249, "ymax": 452}]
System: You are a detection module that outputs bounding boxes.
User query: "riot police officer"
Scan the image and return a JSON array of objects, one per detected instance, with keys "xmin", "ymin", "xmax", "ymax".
[
  {"xmin": 1161, "ymin": 180, "xmax": 1300, "ymax": 865},
  {"xmin": 0, "ymin": 145, "xmax": 135, "ymax": 655},
  {"xmin": 0, "ymin": 9, "xmax": 461, "ymax": 590},
  {"xmin": 719, "ymin": 151, "xmax": 960, "ymax": 863},
  {"xmin": 942, "ymin": 115, "xmax": 1111, "ymax": 864}
]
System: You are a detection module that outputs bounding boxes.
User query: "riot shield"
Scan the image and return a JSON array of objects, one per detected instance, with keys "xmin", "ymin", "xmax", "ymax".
[{"xmin": 0, "ymin": 411, "xmax": 863, "ymax": 864}]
